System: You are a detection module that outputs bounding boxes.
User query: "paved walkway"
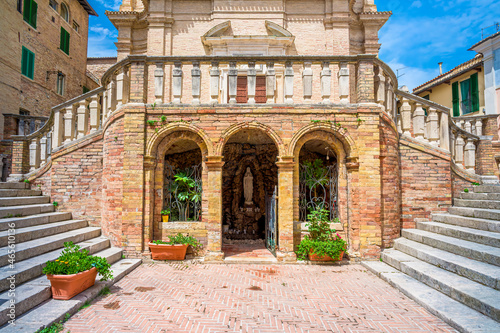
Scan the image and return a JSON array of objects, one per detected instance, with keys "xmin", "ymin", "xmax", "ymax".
[{"xmin": 63, "ymin": 263, "xmax": 455, "ymax": 333}]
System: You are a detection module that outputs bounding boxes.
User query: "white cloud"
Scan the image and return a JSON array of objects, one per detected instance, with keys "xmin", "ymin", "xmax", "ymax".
[
  {"xmin": 88, "ymin": 25, "xmax": 118, "ymax": 57},
  {"xmin": 411, "ymin": 1, "xmax": 422, "ymax": 8},
  {"xmin": 384, "ymin": 61, "xmax": 439, "ymax": 91},
  {"xmin": 94, "ymin": 0, "xmax": 121, "ymax": 11}
]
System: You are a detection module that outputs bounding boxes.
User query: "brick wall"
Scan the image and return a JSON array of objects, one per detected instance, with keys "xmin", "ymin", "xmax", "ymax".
[
  {"xmin": 476, "ymin": 116, "xmax": 500, "ymax": 178},
  {"xmin": 87, "ymin": 57, "xmax": 117, "ymax": 83}
]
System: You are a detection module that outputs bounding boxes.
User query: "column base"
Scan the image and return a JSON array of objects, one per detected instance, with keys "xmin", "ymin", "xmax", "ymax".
[
  {"xmin": 204, "ymin": 251, "xmax": 224, "ymax": 262},
  {"xmin": 276, "ymin": 251, "xmax": 297, "ymax": 263}
]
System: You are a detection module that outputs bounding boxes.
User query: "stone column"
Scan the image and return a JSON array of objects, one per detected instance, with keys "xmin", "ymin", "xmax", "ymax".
[
  {"xmin": 464, "ymin": 139, "xmax": 476, "ymax": 171},
  {"xmin": 154, "ymin": 63, "xmax": 164, "ymax": 104},
  {"xmin": 464, "ymin": 120, "xmax": 472, "ymax": 133},
  {"xmin": 440, "ymin": 111, "xmax": 450, "ymax": 151},
  {"xmin": 172, "ymin": 62, "xmax": 183, "ymax": 104},
  {"xmin": 205, "ymin": 156, "xmax": 224, "ymax": 261},
  {"xmin": 413, "ymin": 103, "xmax": 425, "ymax": 140},
  {"xmin": 40, "ymin": 135, "xmax": 47, "ymax": 165},
  {"xmin": 266, "ymin": 61, "xmax": 276, "ymax": 104},
  {"xmin": 52, "ymin": 108, "xmax": 64, "ymax": 148},
  {"xmin": 320, "ymin": 61, "xmax": 331, "ymax": 104},
  {"xmin": 210, "ymin": 61, "xmax": 220, "ymax": 104},
  {"xmin": 89, "ymin": 94, "xmax": 101, "ymax": 133},
  {"xmin": 143, "ymin": 156, "xmax": 156, "ymax": 253},
  {"xmin": 276, "ymin": 156, "xmax": 296, "ymax": 262},
  {"xmin": 400, "ymin": 97, "xmax": 412, "ymax": 136},
  {"xmin": 302, "ymin": 61, "xmax": 313, "ymax": 102},
  {"xmin": 284, "ymin": 61, "xmax": 294, "ymax": 104},
  {"xmin": 338, "ymin": 62, "xmax": 349, "ymax": 104},
  {"xmin": 29, "ymin": 137, "xmax": 40, "ymax": 171},
  {"xmin": 455, "ymin": 136, "xmax": 465, "ymax": 167},
  {"xmin": 228, "ymin": 61, "xmax": 237, "ymax": 104},
  {"xmin": 428, "ymin": 108, "xmax": 439, "ymax": 146},
  {"xmin": 191, "ymin": 61, "xmax": 201, "ymax": 105},
  {"xmin": 77, "ymin": 100, "xmax": 89, "ymax": 139},
  {"xmin": 63, "ymin": 105, "xmax": 75, "ymax": 144}
]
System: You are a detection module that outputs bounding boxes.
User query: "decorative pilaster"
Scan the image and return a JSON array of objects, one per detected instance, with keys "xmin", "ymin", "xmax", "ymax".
[
  {"xmin": 320, "ymin": 61, "xmax": 331, "ymax": 104},
  {"xmin": 228, "ymin": 61, "xmax": 237, "ymax": 104},
  {"xmin": 191, "ymin": 61, "xmax": 201, "ymax": 105},
  {"xmin": 338, "ymin": 62, "xmax": 349, "ymax": 104},
  {"xmin": 205, "ymin": 156, "xmax": 225, "ymax": 261},
  {"xmin": 154, "ymin": 63, "xmax": 164, "ymax": 104},
  {"xmin": 276, "ymin": 156, "xmax": 296, "ymax": 258},
  {"xmin": 266, "ymin": 61, "xmax": 276, "ymax": 104},
  {"xmin": 172, "ymin": 62, "xmax": 183, "ymax": 104},
  {"xmin": 210, "ymin": 61, "xmax": 220, "ymax": 104},
  {"xmin": 284, "ymin": 61, "xmax": 294, "ymax": 104},
  {"xmin": 302, "ymin": 61, "xmax": 313, "ymax": 102}
]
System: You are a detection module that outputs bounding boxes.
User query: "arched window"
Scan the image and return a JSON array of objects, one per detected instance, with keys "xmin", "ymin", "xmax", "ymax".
[{"xmin": 60, "ymin": 3, "xmax": 69, "ymax": 22}]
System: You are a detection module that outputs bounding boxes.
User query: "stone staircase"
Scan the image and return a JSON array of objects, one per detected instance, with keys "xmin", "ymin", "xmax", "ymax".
[
  {"xmin": 0, "ymin": 183, "xmax": 141, "ymax": 332},
  {"xmin": 363, "ymin": 185, "xmax": 500, "ymax": 333}
]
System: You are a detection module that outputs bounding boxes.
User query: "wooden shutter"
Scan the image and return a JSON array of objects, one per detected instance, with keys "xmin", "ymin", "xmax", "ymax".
[
  {"xmin": 60, "ymin": 28, "xmax": 70, "ymax": 54},
  {"xmin": 65, "ymin": 30, "xmax": 70, "ymax": 54},
  {"xmin": 28, "ymin": 50, "xmax": 35, "ymax": 79},
  {"xmin": 236, "ymin": 76, "xmax": 248, "ymax": 103},
  {"xmin": 471, "ymin": 72, "xmax": 479, "ymax": 112},
  {"xmin": 452, "ymin": 81, "xmax": 460, "ymax": 117},
  {"xmin": 21, "ymin": 47, "xmax": 29, "ymax": 77},
  {"xmin": 21, "ymin": 47, "xmax": 34, "ymax": 79},
  {"xmin": 23, "ymin": 0, "xmax": 31, "ymax": 24},
  {"xmin": 31, "ymin": 0, "xmax": 37, "ymax": 29},
  {"xmin": 255, "ymin": 76, "xmax": 266, "ymax": 103}
]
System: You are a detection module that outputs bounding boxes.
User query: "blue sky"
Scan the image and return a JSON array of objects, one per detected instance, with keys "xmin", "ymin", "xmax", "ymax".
[{"xmin": 86, "ymin": 0, "xmax": 500, "ymax": 90}]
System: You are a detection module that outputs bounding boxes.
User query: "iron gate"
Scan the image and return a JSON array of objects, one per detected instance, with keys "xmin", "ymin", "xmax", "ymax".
[{"xmin": 265, "ymin": 186, "xmax": 278, "ymax": 255}]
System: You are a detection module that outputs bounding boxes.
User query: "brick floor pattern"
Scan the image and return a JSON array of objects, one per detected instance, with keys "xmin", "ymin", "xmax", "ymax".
[{"xmin": 63, "ymin": 264, "xmax": 456, "ymax": 333}]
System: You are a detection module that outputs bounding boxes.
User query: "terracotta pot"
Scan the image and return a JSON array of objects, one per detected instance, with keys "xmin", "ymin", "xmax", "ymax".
[
  {"xmin": 46, "ymin": 267, "xmax": 98, "ymax": 300},
  {"xmin": 162, "ymin": 215, "xmax": 169, "ymax": 222},
  {"xmin": 309, "ymin": 250, "xmax": 344, "ymax": 262},
  {"xmin": 149, "ymin": 243, "xmax": 188, "ymax": 260}
]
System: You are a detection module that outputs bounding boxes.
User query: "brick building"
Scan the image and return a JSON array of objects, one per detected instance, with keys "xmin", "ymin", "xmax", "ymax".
[
  {"xmin": 0, "ymin": 0, "xmax": 99, "ymax": 178},
  {"xmin": 8, "ymin": 0, "xmax": 499, "ymax": 262}
]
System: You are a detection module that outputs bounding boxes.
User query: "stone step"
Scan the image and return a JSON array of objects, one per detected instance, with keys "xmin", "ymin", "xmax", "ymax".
[
  {"xmin": 460, "ymin": 192, "xmax": 500, "ymax": 201},
  {"xmin": 0, "ymin": 220, "xmax": 88, "ymax": 247},
  {"xmin": 0, "ymin": 204, "xmax": 54, "ymax": 219},
  {"xmin": 0, "ymin": 247, "xmax": 129, "ymax": 327},
  {"xmin": 454, "ymin": 198, "xmax": 500, "ymax": 210},
  {"xmin": 0, "ymin": 197, "xmax": 50, "ymax": 207},
  {"xmin": 362, "ymin": 261, "xmax": 500, "ymax": 332},
  {"xmin": 0, "ymin": 190, "xmax": 42, "ymax": 198},
  {"xmin": 448, "ymin": 206, "xmax": 500, "ymax": 221},
  {"xmin": 0, "ymin": 227, "xmax": 101, "ymax": 267},
  {"xmin": 416, "ymin": 221, "xmax": 500, "ymax": 248},
  {"xmin": 474, "ymin": 185, "xmax": 500, "ymax": 194},
  {"xmin": 0, "ymin": 183, "xmax": 29, "ymax": 190},
  {"xmin": 402, "ymin": 229, "xmax": 500, "ymax": 266},
  {"xmin": 0, "ymin": 237, "xmax": 110, "ymax": 293},
  {"xmin": 388, "ymin": 242, "xmax": 500, "ymax": 290},
  {"xmin": 0, "ymin": 212, "xmax": 73, "ymax": 232},
  {"xmin": 432, "ymin": 213, "xmax": 500, "ymax": 233}
]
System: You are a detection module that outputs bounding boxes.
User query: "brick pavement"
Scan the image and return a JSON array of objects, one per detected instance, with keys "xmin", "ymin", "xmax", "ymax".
[{"xmin": 63, "ymin": 263, "xmax": 456, "ymax": 332}]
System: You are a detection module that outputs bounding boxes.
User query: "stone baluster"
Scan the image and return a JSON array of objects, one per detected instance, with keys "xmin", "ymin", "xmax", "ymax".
[
  {"xmin": 302, "ymin": 61, "xmax": 313, "ymax": 102},
  {"xmin": 52, "ymin": 108, "xmax": 64, "ymax": 149},
  {"xmin": 428, "ymin": 108, "xmax": 439, "ymax": 146},
  {"xmin": 108, "ymin": 77, "xmax": 116, "ymax": 116},
  {"xmin": 464, "ymin": 139, "xmax": 476, "ymax": 171},
  {"xmin": 338, "ymin": 62, "xmax": 349, "ymax": 105},
  {"xmin": 413, "ymin": 103, "xmax": 425, "ymax": 140},
  {"xmin": 29, "ymin": 137, "xmax": 40, "ymax": 171},
  {"xmin": 450, "ymin": 131, "xmax": 456, "ymax": 159},
  {"xmin": 102, "ymin": 84, "xmax": 108, "ymax": 122},
  {"xmin": 424, "ymin": 112, "xmax": 430, "ymax": 142},
  {"xmin": 375, "ymin": 68, "xmax": 386, "ymax": 109},
  {"xmin": 210, "ymin": 61, "xmax": 220, "ymax": 104},
  {"xmin": 172, "ymin": 62, "xmax": 183, "ymax": 104},
  {"xmin": 456, "ymin": 119, "xmax": 463, "ymax": 129},
  {"xmin": 191, "ymin": 61, "xmax": 201, "ymax": 105},
  {"xmin": 46, "ymin": 131, "xmax": 52, "ymax": 157},
  {"xmin": 464, "ymin": 120, "xmax": 472, "ymax": 133},
  {"xmin": 475, "ymin": 119, "xmax": 483, "ymax": 136},
  {"xmin": 63, "ymin": 105, "xmax": 75, "ymax": 144},
  {"xmin": 116, "ymin": 70, "xmax": 124, "ymax": 108},
  {"xmin": 122, "ymin": 66, "xmax": 130, "ymax": 105},
  {"xmin": 440, "ymin": 111, "xmax": 450, "ymax": 151},
  {"xmin": 400, "ymin": 97, "xmax": 412, "ymax": 136},
  {"xmin": 455, "ymin": 136, "xmax": 465, "ymax": 167},
  {"xmin": 320, "ymin": 61, "xmax": 331, "ymax": 104},
  {"xmin": 89, "ymin": 94, "xmax": 101, "ymax": 133},
  {"xmin": 266, "ymin": 61, "xmax": 276, "ymax": 104},
  {"xmin": 396, "ymin": 114, "xmax": 402, "ymax": 133},
  {"xmin": 77, "ymin": 99, "xmax": 89, "ymax": 139},
  {"xmin": 284, "ymin": 61, "xmax": 294, "ymax": 104},
  {"xmin": 40, "ymin": 135, "xmax": 47, "ymax": 165},
  {"xmin": 228, "ymin": 61, "xmax": 237, "ymax": 104},
  {"xmin": 154, "ymin": 63, "xmax": 164, "ymax": 104}
]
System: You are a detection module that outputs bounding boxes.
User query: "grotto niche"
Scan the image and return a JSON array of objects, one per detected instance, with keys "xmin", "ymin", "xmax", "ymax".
[{"xmin": 222, "ymin": 129, "xmax": 278, "ymax": 241}]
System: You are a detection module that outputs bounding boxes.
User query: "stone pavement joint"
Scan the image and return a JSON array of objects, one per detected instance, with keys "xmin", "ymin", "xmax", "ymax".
[{"xmin": 63, "ymin": 263, "xmax": 456, "ymax": 333}]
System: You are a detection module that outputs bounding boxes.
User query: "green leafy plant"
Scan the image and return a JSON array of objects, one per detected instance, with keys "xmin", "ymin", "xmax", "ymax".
[
  {"xmin": 302, "ymin": 159, "xmax": 328, "ymax": 198},
  {"xmin": 151, "ymin": 233, "xmax": 203, "ymax": 254},
  {"xmin": 53, "ymin": 201, "xmax": 58, "ymax": 207},
  {"xmin": 160, "ymin": 115, "xmax": 167, "ymax": 122},
  {"xmin": 472, "ymin": 182, "xmax": 480, "ymax": 186},
  {"xmin": 295, "ymin": 208, "xmax": 347, "ymax": 261},
  {"xmin": 23, "ymin": 179, "xmax": 30, "ymax": 184},
  {"xmin": 161, "ymin": 209, "xmax": 171, "ymax": 216},
  {"xmin": 147, "ymin": 120, "xmax": 157, "ymax": 126},
  {"xmin": 464, "ymin": 188, "xmax": 469, "ymax": 193},
  {"xmin": 42, "ymin": 242, "xmax": 113, "ymax": 281},
  {"xmin": 172, "ymin": 171, "xmax": 201, "ymax": 220}
]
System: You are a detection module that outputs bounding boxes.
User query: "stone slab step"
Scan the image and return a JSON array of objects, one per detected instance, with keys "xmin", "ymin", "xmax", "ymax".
[
  {"xmin": 0, "ymin": 237, "xmax": 111, "ymax": 293},
  {"xmin": 416, "ymin": 221, "xmax": 500, "ymax": 248},
  {"xmin": 0, "ymin": 212, "xmax": 72, "ymax": 232},
  {"xmin": 448, "ymin": 206, "xmax": 500, "ymax": 222},
  {"xmin": 402, "ymin": 229, "xmax": 500, "ymax": 266},
  {"xmin": 362, "ymin": 261, "xmax": 500, "ymax": 332},
  {"xmin": 474, "ymin": 185, "xmax": 500, "ymax": 194},
  {"xmin": 0, "ymin": 249, "xmax": 130, "ymax": 327},
  {"xmin": 0, "ymin": 184, "xmax": 29, "ymax": 190},
  {"xmin": 454, "ymin": 198, "xmax": 500, "ymax": 210},
  {"xmin": 0, "ymin": 227, "xmax": 101, "ymax": 266},
  {"xmin": 0, "ymin": 204, "xmax": 54, "ymax": 219},
  {"xmin": 0, "ymin": 197, "xmax": 50, "ymax": 207},
  {"xmin": 388, "ymin": 242, "xmax": 500, "ymax": 290},
  {"xmin": 432, "ymin": 213, "xmax": 500, "ymax": 233},
  {"xmin": 460, "ymin": 192, "xmax": 500, "ymax": 201},
  {"xmin": 0, "ymin": 220, "xmax": 88, "ymax": 247},
  {"xmin": 0, "ymin": 259, "xmax": 141, "ymax": 332},
  {"xmin": 0, "ymin": 190, "xmax": 42, "ymax": 198}
]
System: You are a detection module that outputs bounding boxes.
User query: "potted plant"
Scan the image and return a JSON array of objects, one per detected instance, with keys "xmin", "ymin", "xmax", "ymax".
[
  {"xmin": 149, "ymin": 233, "xmax": 202, "ymax": 260},
  {"xmin": 42, "ymin": 242, "xmax": 113, "ymax": 300},
  {"xmin": 161, "ymin": 209, "xmax": 171, "ymax": 222},
  {"xmin": 296, "ymin": 208, "xmax": 347, "ymax": 262}
]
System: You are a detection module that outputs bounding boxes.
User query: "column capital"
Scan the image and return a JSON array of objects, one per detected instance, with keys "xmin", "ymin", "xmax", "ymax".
[
  {"xmin": 276, "ymin": 156, "xmax": 295, "ymax": 170},
  {"xmin": 144, "ymin": 155, "xmax": 156, "ymax": 170},
  {"xmin": 205, "ymin": 156, "xmax": 224, "ymax": 170}
]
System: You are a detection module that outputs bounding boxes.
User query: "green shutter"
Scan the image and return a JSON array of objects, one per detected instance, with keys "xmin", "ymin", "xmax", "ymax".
[
  {"xmin": 28, "ymin": 51, "xmax": 35, "ymax": 79},
  {"xmin": 65, "ymin": 30, "xmax": 70, "ymax": 55},
  {"xmin": 471, "ymin": 72, "xmax": 479, "ymax": 112},
  {"xmin": 21, "ymin": 47, "xmax": 28, "ymax": 76},
  {"xmin": 60, "ymin": 28, "xmax": 70, "ymax": 55},
  {"xmin": 31, "ymin": 1, "xmax": 37, "ymax": 29},
  {"xmin": 23, "ymin": 0, "xmax": 31, "ymax": 24},
  {"xmin": 21, "ymin": 47, "xmax": 34, "ymax": 79},
  {"xmin": 452, "ymin": 81, "xmax": 460, "ymax": 117}
]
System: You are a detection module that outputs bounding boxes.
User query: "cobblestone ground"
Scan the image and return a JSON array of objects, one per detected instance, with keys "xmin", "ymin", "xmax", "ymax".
[{"xmin": 63, "ymin": 263, "xmax": 456, "ymax": 333}]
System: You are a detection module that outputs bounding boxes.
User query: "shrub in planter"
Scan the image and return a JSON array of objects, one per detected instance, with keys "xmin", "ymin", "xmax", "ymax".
[
  {"xmin": 149, "ymin": 233, "xmax": 203, "ymax": 260},
  {"xmin": 295, "ymin": 208, "xmax": 347, "ymax": 261},
  {"xmin": 42, "ymin": 242, "xmax": 113, "ymax": 300},
  {"xmin": 161, "ymin": 209, "xmax": 171, "ymax": 222}
]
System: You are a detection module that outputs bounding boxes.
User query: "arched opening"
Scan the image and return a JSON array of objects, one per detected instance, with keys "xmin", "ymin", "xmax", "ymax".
[
  {"xmin": 163, "ymin": 139, "xmax": 203, "ymax": 222},
  {"xmin": 221, "ymin": 128, "xmax": 279, "ymax": 257},
  {"xmin": 60, "ymin": 3, "xmax": 69, "ymax": 22},
  {"xmin": 298, "ymin": 139, "xmax": 339, "ymax": 222}
]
